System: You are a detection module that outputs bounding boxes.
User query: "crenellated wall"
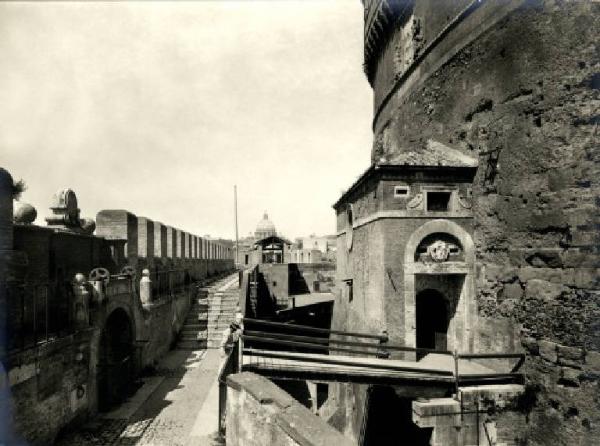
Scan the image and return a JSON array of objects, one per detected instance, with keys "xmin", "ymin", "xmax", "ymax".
[
  {"xmin": 0, "ymin": 175, "xmax": 235, "ymax": 445},
  {"xmin": 96, "ymin": 209, "xmax": 234, "ymax": 280}
]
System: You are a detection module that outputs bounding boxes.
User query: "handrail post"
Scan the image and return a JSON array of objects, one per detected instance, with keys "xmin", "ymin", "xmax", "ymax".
[
  {"xmin": 454, "ymin": 349, "xmax": 464, "ymax": 422},
  {"xmin": 33, "ymin": 285, "xmax": 37, "ymax": 346},
  {"xmin": 44, "ymin": 286, "xmax": 48, "ymax": 342},
  {"xmin": 237, "ymin": 334, "xmax": 243, "ymax": 373},
  {"xmin": 377, "ymin": 329, "xmax": 389, "ymax": 358},
  {"xmin": 453, "ymin": 349, "xmax": 459, "ymax": 399}
]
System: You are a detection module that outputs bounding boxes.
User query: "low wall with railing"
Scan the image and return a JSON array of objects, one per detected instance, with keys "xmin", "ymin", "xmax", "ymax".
[
  {"xmin": 225, "ymin": 372, "xmax": 354, "ymax": 446},
  {"xmin": 2, "ymin": 268, "xmax": 224, "ymax": 446}
]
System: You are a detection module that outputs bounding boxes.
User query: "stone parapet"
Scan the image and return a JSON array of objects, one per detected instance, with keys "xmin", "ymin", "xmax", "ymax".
[
  {"xmin": 226, "ymin": 372, "xmax": 354, "ymax": 446},
  {"xmin": 96, "ymin": 209, "xmax": 234, "ymax": 276}
]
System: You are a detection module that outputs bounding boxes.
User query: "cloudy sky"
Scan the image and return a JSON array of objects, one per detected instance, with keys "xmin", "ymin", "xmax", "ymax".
[{"xmin": 0, "ymin": 1, "xmax": 372, "ymax": 240}]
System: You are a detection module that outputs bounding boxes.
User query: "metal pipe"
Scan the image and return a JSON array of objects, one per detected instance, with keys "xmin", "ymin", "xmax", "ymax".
[
  {"xmin": 458, "ymin": 353, "xmax": 524, "ymax": 359},
  {"xmin": 242, "ymin": 334, "xmax": 384, "ymax": 357},
  {"xmin": 244, "ymin": 330, "xmax": 382, "ymax": 350},
  {"xmin": 242, "ymin": 347, "xmax": 454, "ymax": 376},
  {"xmin": 243, "ymin": 317, "xmax": 387, "ymax": 341}
]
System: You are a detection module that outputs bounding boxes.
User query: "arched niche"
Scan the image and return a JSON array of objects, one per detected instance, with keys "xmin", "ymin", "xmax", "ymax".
[
  {"xmin": 403, "ymin": 220, "xmax": 476, "ymax": 357},
  {"xmin": 97, "ymin": 308, "xmax": 135, "ymax": 411}
]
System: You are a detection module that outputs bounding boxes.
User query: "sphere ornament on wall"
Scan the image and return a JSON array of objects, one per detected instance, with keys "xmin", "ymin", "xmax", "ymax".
[
  {"xmin": 80, "ymin": 218, "xmax": 96, "ymax": 235},
  {"xmin": 13, "ymin": 201, "xmax": 37, "ymax": 224}
]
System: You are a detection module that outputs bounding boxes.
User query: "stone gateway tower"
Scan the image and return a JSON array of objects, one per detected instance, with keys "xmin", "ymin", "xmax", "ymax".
[{"xmin": 328, "ymin": 1, "xmax": 600, "ymax": 445}]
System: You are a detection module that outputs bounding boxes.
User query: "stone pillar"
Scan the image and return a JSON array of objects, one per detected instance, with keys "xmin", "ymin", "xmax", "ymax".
[
  {"xmin": 166, "ymin": 226, "xmax": 176, "ymax": 259},
  {"xmin": 137, "ymin": 217, "xmax": 154, "ymax": 260},
  {"xmin": 154, "ymin": 222, "xmax": 167, "ymax": 259},
  {"xmin": 0, "ymin": 168, "xmax": 13, "ymax": 253},
  {"xmin": 72, "ymin": 273, "xmax": 90, "ymax": 329},
  {"xmin": 175, "ymin": 229, "xmax": 182, "ymax": 259},
  {"xmin": 140, "ymin": 269, "xmax": 152, "ymax": 306},
  {"xmin": 0, "ymin": 168, "xmax": 13, "ymax": 360},
  {"xmin": 96, "ymin": 210, "xmax": 139, "ymax": 266}
]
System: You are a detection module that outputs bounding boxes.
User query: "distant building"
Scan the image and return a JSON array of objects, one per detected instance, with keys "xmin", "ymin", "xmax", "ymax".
[
  {"xmin": 290, "ymin": 234, "xmax": 336, "ymax": 264},
  {"xmin": 254, "ymin": 211, "xmax": 276, "ymax": 239},
  {"xmin": 236, "ymin": 211, "xmax": 289, "ymax": 266}
]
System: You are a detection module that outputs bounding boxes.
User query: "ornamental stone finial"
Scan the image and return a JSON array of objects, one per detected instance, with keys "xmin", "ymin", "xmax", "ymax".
[
  {"xmin": 46, "ymin": 188, "xmax": 82, "ymax": 231},
  {"xmin": 13, "ymin": 201, "xmax": 37, "ymax": 224}
]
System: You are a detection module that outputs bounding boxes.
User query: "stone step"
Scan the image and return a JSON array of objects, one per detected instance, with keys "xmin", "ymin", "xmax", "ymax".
[
  {"xmin": 206, "ymin": 322, "xmax": 234, "ymax": 328},
  {"xmin": 185, "ymin": 316, "xmax": 209, "ymax": 323},
  {"xmin": 206, "ymin": 340, "xmax": 223, "ymax": 349},
  {"xmin": 181, "ymin": 327, "xmax": 205, "ymax": 335},
  {"xmin": 206, "ymin": 310, "xmax": 237, "ymax": 317},
  {"xmin": 207, "ymin": 298, "xmax": 239, "ymax": 304},
  {"xmin": 177, "ymin": 339, "xmax": 207, "ymax": 350},
  {"xmin": 179, "ymin": 333, "xmax": 202, "ymax": 341}
]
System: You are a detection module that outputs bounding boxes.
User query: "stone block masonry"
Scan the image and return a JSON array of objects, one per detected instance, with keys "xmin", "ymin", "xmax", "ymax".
[
  {"xmin": 329, "ymin": 1, "xmax": 600, "ymax": 444},
  {"xmin": 96, "ymin": 209, "xmax": 234, "ymax": 281},
  {"xmin": 226, "ymin": 372, "xmax": 354, "ymax": 446},
  {"xmin": 0, "ymin": 174, "xmax": 236, "ymax": 446}
]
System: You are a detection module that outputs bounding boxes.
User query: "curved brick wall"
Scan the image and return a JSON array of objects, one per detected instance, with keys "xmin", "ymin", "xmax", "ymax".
[{"xmin": 330, "ymin": 1, "xmax": 600, "ymax": 444}]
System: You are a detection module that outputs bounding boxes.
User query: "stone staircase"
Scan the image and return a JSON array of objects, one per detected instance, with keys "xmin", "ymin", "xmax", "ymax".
[
  {"xmin": 205, "ymin": 281, "xmax": 242, "ymax": 348},
  {"xmin": 177, "ymin": 273, "xmax": 240, "ymax": 350}
]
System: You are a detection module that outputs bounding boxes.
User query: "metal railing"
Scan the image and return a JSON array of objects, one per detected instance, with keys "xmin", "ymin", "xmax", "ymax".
[
  {"xmin": 151, "ymin": 269, "xmax": 192, "ymax": 300},
  {"xmin": 239, "ymin": 318, "xmax": 526, "ymax": 391},
  {"xmin": 5, "ymin": 281, "xmax": 73, "ymax": 353},
  {"xmin": 217, "ymin": 339, "xmax": 240, "ymax": 433}
]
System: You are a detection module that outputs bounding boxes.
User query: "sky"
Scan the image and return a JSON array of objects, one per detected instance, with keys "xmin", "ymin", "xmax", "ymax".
[{"xmin": 0, "ymin": 1, "xmax": 373, "ymax": 241}]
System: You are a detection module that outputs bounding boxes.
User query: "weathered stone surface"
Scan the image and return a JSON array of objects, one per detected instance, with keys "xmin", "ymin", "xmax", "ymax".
[
  {"xmin": 583, "ymin": 350, "xmax": 600, "ymax": 373},
  {"xmin": 558, "ymin": 367, "xmax": 581, "ymax": 387},
  {"xmin": 525, "ymin": 279, "xmax": 566, "ymax": 302},
  {"xmin": 486, "ymin": 265, "xmax": 518, "ymax": 283},
  {"xmin": 539, "ymin": 340, "xmax": 558, "ymax": 363},
  {"xmin": 338, "ymin": 0, "xmax": 600, "ymax": 444},
  {"xmin": 522, "ymin": 337, "xmax": 540, "ymax": 356},
  {"xmin": 500, "ymin": 282, "xmax": 523, "ymax": 301},
  {"xmin": 226, "ymin": 372, "xmax": 354, "ymax": 446},
  {"xmin": 557, "ymin": 345, "xmax": 584, "ymax": 368}
]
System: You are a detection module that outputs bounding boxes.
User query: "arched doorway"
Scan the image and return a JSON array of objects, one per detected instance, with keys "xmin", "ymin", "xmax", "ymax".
[
  {"xmin": 403, "ymin": 220, "xmax": 476, "ymax": 355},
  {"xmin": 98, "ymin": 308, "xmax": 134, "ymax": 412},
  {"xmin": 416, "ymin": 289, "xmax": 449, "ymax": 358}
]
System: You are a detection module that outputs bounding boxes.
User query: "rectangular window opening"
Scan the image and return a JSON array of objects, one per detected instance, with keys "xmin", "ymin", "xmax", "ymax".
[
  {"xmin": 427, "ymin": 192, "xmax": 451, "ymax": 212},
  {"xmin": 343, "ymin": 279, "xmax": 353, "ymax": 302},
  {"xmin": 394, "ymin": 185, "xmax": 410, "ymax": 197}
]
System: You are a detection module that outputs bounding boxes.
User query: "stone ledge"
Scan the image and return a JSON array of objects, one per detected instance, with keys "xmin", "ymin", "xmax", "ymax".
[
  {"xmin": 227, "ymin": 372, "xmax": 353, "ymax": 446},
  {"xmin": 227, "ymin": 372, "xmax": 295, "ymax": 409}
]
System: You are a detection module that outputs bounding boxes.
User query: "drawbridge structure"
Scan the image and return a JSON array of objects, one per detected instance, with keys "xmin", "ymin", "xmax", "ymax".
[{"xmin": 219, "ymin": 317, "xmax": 526, "ymax": 445}]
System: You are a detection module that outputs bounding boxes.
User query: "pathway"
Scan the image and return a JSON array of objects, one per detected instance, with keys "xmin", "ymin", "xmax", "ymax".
[{"xmin": 55, "ymin": 274, "xmax": 239, "ymax": 446}]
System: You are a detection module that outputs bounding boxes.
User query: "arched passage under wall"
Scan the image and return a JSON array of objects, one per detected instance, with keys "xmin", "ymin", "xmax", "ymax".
[
  {"xmin": 97, "ymin": 308, "xmax": 135, "ymax": 412},
  {"xmin": 403, "ymin": 220, "xmax": 476, "ymax": 356}
]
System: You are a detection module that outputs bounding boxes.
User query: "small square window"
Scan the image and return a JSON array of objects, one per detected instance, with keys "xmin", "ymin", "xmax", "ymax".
[
  {"xmin": 427, "ymin": 192, "xmax": 451, "ymax": 211},
  {"xmin": 394, "ymin": 185, "xmax": 410, "ymax": 197},
  {"xmin": 343, "ymin": 279, "xmax": 353, "ymax": 302}
]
